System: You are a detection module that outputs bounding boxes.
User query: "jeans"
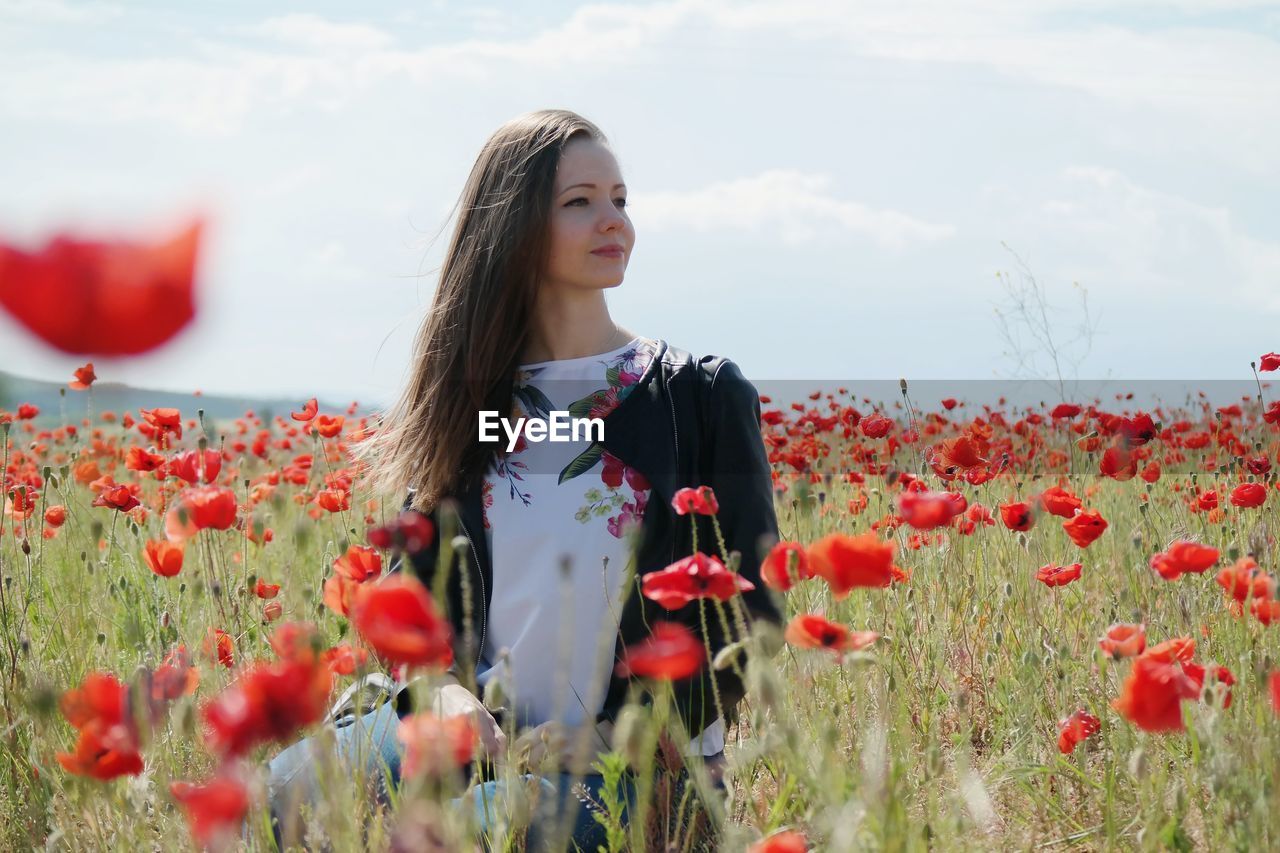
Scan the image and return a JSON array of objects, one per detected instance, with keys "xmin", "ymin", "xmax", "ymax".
[{"xmin": 262, "ymin": 701, "xmax": 722, "ymax": 850}]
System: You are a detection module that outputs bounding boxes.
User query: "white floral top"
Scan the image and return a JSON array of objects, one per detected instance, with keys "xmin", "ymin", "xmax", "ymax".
[{"xmin": 476, "ymin": 335, "xmax": 724, "ymax": 756}]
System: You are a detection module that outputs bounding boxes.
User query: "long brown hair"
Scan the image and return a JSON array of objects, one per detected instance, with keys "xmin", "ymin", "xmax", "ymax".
[{"xmin": 356, "ymin": 109, "xmax": 611, "ymax": 512}]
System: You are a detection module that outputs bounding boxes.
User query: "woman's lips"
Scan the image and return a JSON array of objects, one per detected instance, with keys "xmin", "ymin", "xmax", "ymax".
[{"xmin": 591, "ymin": 248, "xmax": 624, "ymax": 258}]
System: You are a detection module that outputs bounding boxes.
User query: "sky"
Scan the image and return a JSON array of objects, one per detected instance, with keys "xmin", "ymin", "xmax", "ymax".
[{"xmin": 1, "ymin": 0, "xmax": 1278, "ymax": 408}]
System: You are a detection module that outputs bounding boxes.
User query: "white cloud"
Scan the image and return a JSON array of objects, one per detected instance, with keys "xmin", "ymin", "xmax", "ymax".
[
  {"xmin": 237, "ymin": 13, "xmax": 394, "ymax": 51},
  {"xmin": 1022, "ymin": 164, "xmax": 1280, "ymax": 311},
  {"xmin": 637, "ymin": 169, "xmax": 955, "ymax": 249}
]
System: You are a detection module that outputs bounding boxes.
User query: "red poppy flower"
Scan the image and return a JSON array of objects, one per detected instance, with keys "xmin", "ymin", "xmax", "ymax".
[
  {"xmin": 367, "ymin": 510, "xmax": 435, "ymax": 553},
  {"xmin": 125, "ymin": 446, "xmax": 167, "ymax": 473},
  {"xmin": 784, "ymin": 613, "xmax": 877, "ymax": 656},
  {"xmin": 1250, "ymin": 598, "xmax": 1280, "ymax": 626},
  {"xmin": 760, "ymin": 540, "xmax": 811, "ymax": 592},
  {"xmin": 92, "ymin": 483, "xmax": 141, "ymax": 513},
  {"xmin": 897, "ymin": 489, "xmax": 966, "ymax": 530},
  {"xmin": 999, "ymin": 500, "xmax": 1036, "ymax": 532},
  {"xmin": 334, "ymin": 544, "xmax": 382, "ymax": 581},
  {"xmin": 397, "ymin": 713, "xmax": 478, "ymax": 778},
  {"xmin": 151, "ymin": 644, "xmax": 199, "ymax": 704},
  {"xmin": 320, "ymin": 643, "xmax": 369, "ymax": 676},
  {"xmin": 0, "ymin": 220, "xmax": 201, "ymax": 355},
  {"xmin": 641, "ymin": 553, "xmax": 755, "ymax": 609},
  {"xmin": 202, "ymin": 628, "xmax": 235, "ymax": 669},
  {"xmin": 43, "ymin": 504, "xmax": 67, "ymax": 528},
  {"xmin": 263, "ymin": 601, "xmax": 283, "ymax": 621},
  {"xmin": 254, "ymin": 578, "xmax": 281, "ymax": 599},
  {"xmin": 1034, "ymin": 484, "xmax": 1085, "ymax": 517},
  {"xmin": 56, "ymin": 672, "xmax": 145, "ymax": 780},
  {"xmin": 140, "ymin": 407, "xmax": 183, "ymax": 440},
  {"xmin": 614, "ymin": 621, "xmax": 705, "ymax": 680},
  {"xmin": 1142, "ymin": 636, "xmax": 1196, "ymax": 664},
  {"xmin": 1063, "ymin": 509, "xmax": 1108, "ymax": 548},
  {"xmin": 805, "ymin": 532, "xmax": 897, "ymax": 598},
  {"xmin": 1050, "ymin": 403, "xmax": 1081, "ymax": 419},
  {"xmin": 15, "ymin": 402, "xmax": 39, "ymax": 419},
  {"xmin": 313, "ymin": 414, "xmax": 344, "ymax": 438},
  {"xmin": 201, "ymin": 656, "xmax": 333, "ymax": 757},
  {"xmin": 1215, "ymin": 557, "xmax": 1275, "ymax": 603},
  {"xmin": 1117, "ymin": 412, "xmax": 1157, "ymax": 447},
  {"xmin": 170, "ymin": 772, "xmax": 250, "ymax": 848},
  {"xmin": 69, "ymin": 362, "xmax": 96, "ymax": 390},
  {"xmin": 1098, "ymin": 623, "xmax": 1146, "ymax": 658},
  {"xmin": 1270, "ymin": 672, "xmax": 1280, "ymax": 716},
  {"xmin": 1183, "ymin": 662, "xmax": 1234, "ymax": 708},
  {"xmin": 166, "ymin": 485, "xmax": 238, "ymax": 540},
  {"xmin": 1149, "ymin": 541, "xmax": 1219, "ymax": 581},
  {"xmin": 1057, "ymin": 709, "xmax": 1101, "ymax": 754},
  {"xmin": 1099, "ymin": 446, "xmax": 1137, "ymax": 481},
  {"xmin": 143, "ymin": 539, "xmax": 184, "ymax": 578},
  {"xmin": 169, "ymin": 448, "xmax": 221, "ymax": 485},
  {"xmin": 748, "ymin": 830, "xmax": 808, "ymax": 853},
  {"xmin": 291, "ymin": 397, "xmax": 318, "ymax": 422},
  {"xmin": 1259, "ymin": 352, "xmax": 1280, "ymax": 372},
  {"xmin": 1036, "ymin": 562, "xmax": 1082, "ymax": 588},
  {"xmin": 350, "ymin": 575, "xmax": 454, "ymax": 670},
  {"xmin": 671, "ymin": 485, "xmax": 719, "ymax": 516},
  {"xmin": 859, "ymin": 413, "xmax": 893, "ymax": 438},
  {"xmin": 1140, "ymin": 462, "xmax": 1161, "ymax": 483},
  {"xmin": 267, "ymin": 622, "xmax": 322, "ymax": 665},
  {"xmin": 316, "ymin": 488, "xmax": 350, "ymax": 513},
  {"xmin": 1112, "ymin": 656, "xmax": 1200, "ymax": 732},
  {"xmin": 1229, "ymin": 482, "xmax": 1267, "ymax": 509}
]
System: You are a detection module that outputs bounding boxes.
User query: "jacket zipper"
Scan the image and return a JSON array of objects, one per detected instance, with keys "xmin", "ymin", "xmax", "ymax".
[
  {"xmin": 666, "ymin": 367, "xmax": 680, "ymax": 564},
  {"xmin": 455, "ymin": 514, "xmax": 487, "ymax": 668}
]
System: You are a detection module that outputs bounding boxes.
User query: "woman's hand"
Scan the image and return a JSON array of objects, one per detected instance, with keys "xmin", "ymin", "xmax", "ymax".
[
  {"xmin": 429, "ymin": 680, "xmax": 506, "ymax": 761},
  {"xmin": 514, "ymin": 719, "xmax": 615, "ymax": 775}
]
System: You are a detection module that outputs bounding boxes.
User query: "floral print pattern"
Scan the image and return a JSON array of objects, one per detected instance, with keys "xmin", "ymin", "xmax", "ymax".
[{"xmin": 483, "ymin": 338, "xmax": 658, "ymax": 539}]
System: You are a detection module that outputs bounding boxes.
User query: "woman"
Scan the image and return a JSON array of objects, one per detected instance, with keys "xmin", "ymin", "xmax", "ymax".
[{"xmin": 266, "ymin": 109, "xmax": 782, "ymax": 850}]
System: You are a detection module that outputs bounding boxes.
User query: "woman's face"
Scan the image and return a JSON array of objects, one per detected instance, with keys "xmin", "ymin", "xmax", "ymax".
[{"xmin": 542, "ymin": 137, "xmax": 633, "ymax": 294}]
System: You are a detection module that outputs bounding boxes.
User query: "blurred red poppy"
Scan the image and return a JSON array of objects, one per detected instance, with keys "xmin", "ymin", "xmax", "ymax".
[
  {"xmin": 1098, "ymin": 623, "xmax": 1146, "ymax": 658},
  {"xmin": 1057, "ymin": 709, "xmax": 1101, "ymax": 754},
  {"xmin": 291, "ymin": 397, "xmax": 318, "ymax": 422},
  {"xmin": 68, "ymin": 362, "xmax": 96, "ymax": 390},
  {"xmin": 1259, "ymin": 352, "xmax": 1280, "ymax": 372},
  {"xmin": 92, "ymin": 483, "xmax": 141, "ymax": 513},
  {"xmin": 56, "ymin": 672, "xmax": 144, "ymax": 780},
  {"xmin": 1215, "ymin": 557, "xmax": 1275, "ymax": 603},
  {"xmin": 170, "ymin": 772, "xmax": 250, "ymax": 848},
  {"xmin": 805, "ymin": 532, "xmax": 898, "ymax": 598},
  {"xmin": 614, "ymin": 621, "xmax": 705, "ymax": 680},
  {"xmin": 1149, "ymin": 541, "xmax": 1219, "ymax": 581},
  {"xmin": 254, "ymin": 578, "xmax": 280, "ymax": 599},
  {"xmin": 169, "ymin": 448, "xmax": 221, "ymax": 485},
  {"xmin": 350, "ymin": 575, "xmax": 454, "ymax": 670},
  {"xmin": 313, "ymin": 414, "xmax": 344, "ymax": 438},
  {"xmin": 398, "ymin": 713, "xmax": 477, "ymax": 778},
  {"xmin": 999, "ymin": 501, "xmax": 1035, "ymax": 532},
  {"xmin": 897, "ymin": 489, "xmax": 966, "ymax": 530},
  {"xmin": 671, "ymin": 485, "xmax": 719, "ymax": 516},
  {"xmin": 760, "ymin": 541, "xmax": 811, "ymax": 592},
  {"xmin": 201, "ymin": 656, "xmax": 332, "ymax": 757},
  {"xmin": 748, "ymin": 830, "xmax": 807, "ymax": 853},
  {"xmin": 143, "ymin": 539, "xmax": 184, "ymax": 578},
  {"xmin": 1112, "ymin": 656, "xmax": 1200, "ymax": 732},
  {"xmin": 784, "ymin": 613, "xmax": 877, "ymax": 657},
  {"xmin": 0, "ymin": 220, "xmax": 201, "ymax": 355}
]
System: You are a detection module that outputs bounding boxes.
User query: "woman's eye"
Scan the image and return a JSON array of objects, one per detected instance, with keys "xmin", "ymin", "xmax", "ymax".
[{"xmin": 566, "ymin": 197, "xmax": 628, "ymax": 208}]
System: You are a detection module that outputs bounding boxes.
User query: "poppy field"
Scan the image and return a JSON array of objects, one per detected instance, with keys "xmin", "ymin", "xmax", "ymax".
[{"xmin": 3, "ymin": 360, "xmax": 1280, "ymax": 851}]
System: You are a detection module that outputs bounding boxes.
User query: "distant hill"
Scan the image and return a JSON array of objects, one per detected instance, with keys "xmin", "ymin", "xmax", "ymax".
[{"xmin": 0, "ymin": 370, "xmax": 364, "ymax": 425}]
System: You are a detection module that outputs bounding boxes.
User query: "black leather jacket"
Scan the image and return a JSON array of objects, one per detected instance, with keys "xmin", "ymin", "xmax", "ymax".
[{"xmin": 389, "ymin": 339, "xmax": 783, "ymax": 737}]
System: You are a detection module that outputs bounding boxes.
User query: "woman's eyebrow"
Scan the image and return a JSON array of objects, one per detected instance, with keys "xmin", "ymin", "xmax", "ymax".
[{"xmin": 558, "ymin": 182, "xmax": 626, "ymax": 194}]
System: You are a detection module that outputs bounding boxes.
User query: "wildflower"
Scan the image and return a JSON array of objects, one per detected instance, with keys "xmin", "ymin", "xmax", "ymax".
[
  {"xmin": 1036, "ymin": 562, "xmax": 1082, "ymax": 588},
  {"xmin": 1149, "ymin": 541, "xmax": 1219, "ymax": 581},
  {"xmin": 350, "ymin": 575, "xmax": 454, "ymax": 670},
  {"xmin": 1098, "ymin": 623, "xmax": 1146, "ymax": 658},
  {"xmin": 614, "ymin": 621, "xmax": 704, "ymax": 680},
  {"xmin": 1112, "ymin": 656, "xmax": 1200, "ymax": 733},
  {"xmin": 671, "ymin": 485, "xmax": 719, "ymax": 516},
  {"xmin": 0, "ymin": 220, "xmax": 201, "ymax": 355},
  {"xmin": 290, "ymin": 397, "xmax": 318, "ymax": 422},
  {"xmin": 760, "ymin": 541, "xmax": 811, "ymax": 592},
  {"xmin": 804, "ymin": 532, "xmax": 898, "ymax": 598},
  {"xmin": 999, "ymin": 501, "xmax": 1035, "ymax": 532},
  {"xmin": 143, "ymin": 539, "xmax": 184, "ymax": 578},
  {"xmin": 641, "ymin": 553, "xmax": 755, "ymax": 610},
  {"xmin": 1057, "ymin": 710, "xmax": 1101, "ymax": 754},
  {"xmin": 784, "ymin": 613, "xmax": 877, "ymax": 657},
  {"xmin": 1063, "ymin": 509, "xmax": 1108, "ymax": 548},
  {"xmin": 69, "ymin": 362, "xmax": 96, "ymax": 390}
]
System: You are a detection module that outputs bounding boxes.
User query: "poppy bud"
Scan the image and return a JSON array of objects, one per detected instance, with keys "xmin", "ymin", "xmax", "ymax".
[
  {"xmin": 20, "ymin": 540, "xmax": 30, "ymax": 555},
  {"xmin": 161, "ymin": 611, "xmax": 171, "ymax": 629},
  {"xmin": 96, "ymin": 632, "xmax": 106, "ymax": 645}
]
